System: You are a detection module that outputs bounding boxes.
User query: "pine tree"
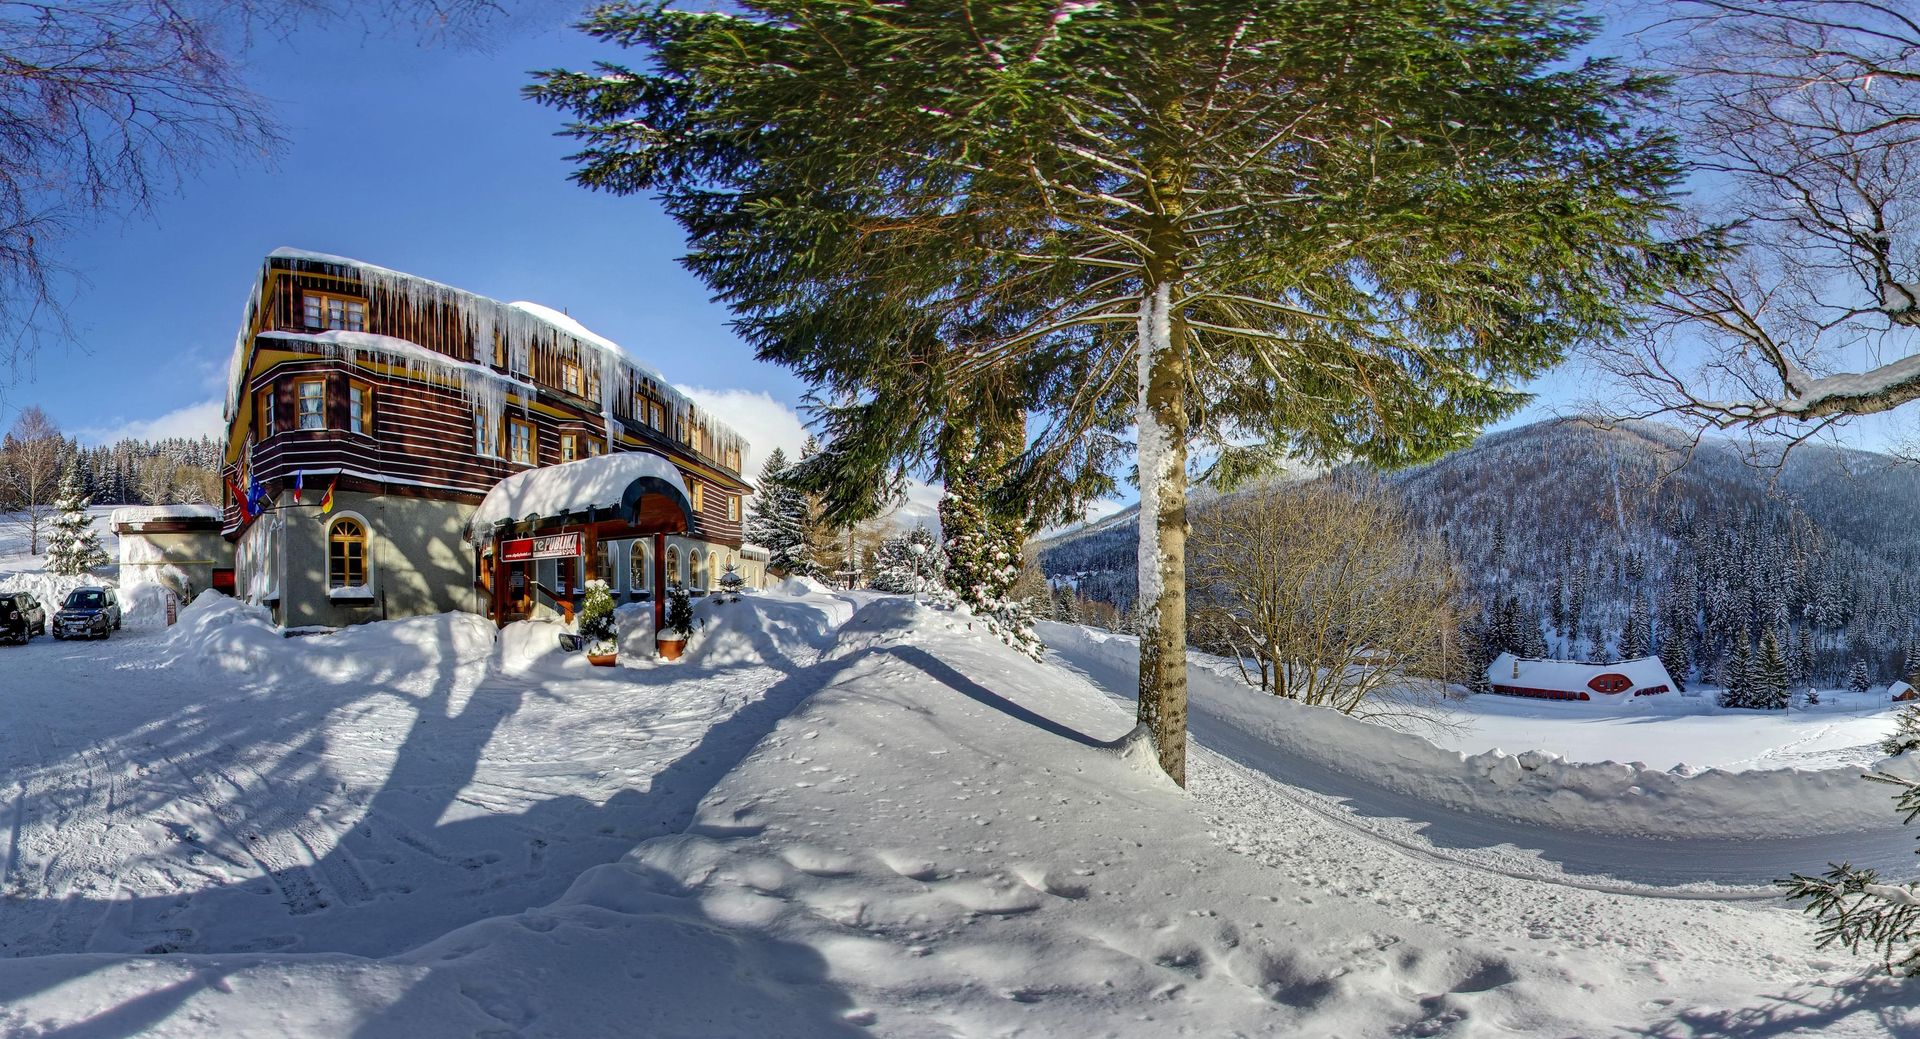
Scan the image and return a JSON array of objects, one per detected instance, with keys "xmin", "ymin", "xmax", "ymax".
[
  {"xmin": 45, "ymin": 459, "xmax": 106, "ymax": 577},
  {"xmin": 941, "ymin": 473, "xmax": 1040, "ymax": 659},
  {"xmin": 872, "ymin": 526, "xmax": 944, "ymax": 595},
  {"xmin": 1753, "ymin": 628, "xmax": 1789, "ymax": 710},
  {"xmin": 744, "ymin": 446, "xmax": 790, "ymax": 548},
  {"xmin": 533, "ymin": 0, "xmax": 1691, "ymax": 785},
  {"xmin": 745, "ymin": 446, "xmax": 823, "ymax": 579},
  {"xmin": 663, "ymin": 581, "xmax": 696, "ymax": 638},
  {"xmin": 1850, "ymin": 659, "xmax": 1874, "ymax": 694},
  {"xmin": 1719, "ymin": 631, "xmax": 1753, "ymax": 709},
  {"xmin": 1789, "ymin": 626, "xmax": 1814, "ymax": 689},
  {"xmin": 1659, "ymin": 599, "xmax": 1692, "ymax": 692},
  {"xmin": 1620, "ymin": 592, "xmax": 1651, "ymax": 659}
]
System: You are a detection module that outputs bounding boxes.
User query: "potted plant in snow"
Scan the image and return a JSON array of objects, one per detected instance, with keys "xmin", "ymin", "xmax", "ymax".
[
  {"xmin": 657, "ymin": 581, "xmax": 695, "ymax": 661},
  {"xmin": 579, "ymin": 580, "xmax": 619, "ymax": 667}
]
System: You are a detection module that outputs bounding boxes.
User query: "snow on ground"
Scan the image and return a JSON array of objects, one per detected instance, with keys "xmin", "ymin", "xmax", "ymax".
[
  {"xmin": 1430, "ymin": 684, "xmax": 1904, "ymax": 773},
  {"xmin": 1043, "ymin": 623, "xmax": 1920, "ymax": 845},
  {"xmin": 0, "ymin": 595, "xmax": 1912, "ymax": 1035}
]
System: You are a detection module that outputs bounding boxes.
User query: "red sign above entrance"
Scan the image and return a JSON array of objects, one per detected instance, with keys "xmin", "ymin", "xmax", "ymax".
[{"xmin": 500, "ymin": 532, "xmax": 582, "ymax": 563}]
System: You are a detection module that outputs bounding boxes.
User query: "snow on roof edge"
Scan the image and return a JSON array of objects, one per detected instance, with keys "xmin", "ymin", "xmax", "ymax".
[{"xmin": 469, "ymin": 452, "xmax": 692, "ymax": 536}]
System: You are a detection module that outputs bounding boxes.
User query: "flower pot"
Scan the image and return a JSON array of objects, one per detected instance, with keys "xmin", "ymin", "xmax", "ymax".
[
  {"xmin": 656, "ymin": 636, "xmax": 687, "ymax": 661},
  {"xmin": 587, "ymin": 651, "xmax": 618, "ymax": 667}
]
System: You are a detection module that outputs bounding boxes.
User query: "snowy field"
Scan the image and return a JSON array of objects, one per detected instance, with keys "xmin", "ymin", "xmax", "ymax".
[
  {"xmin": 1433, "ymin": 686, "xmax": 1904, "ymax": 772},
  {"xmin": 0, "ymin": 590, "xmax": 1909, "ymax": 1035}
]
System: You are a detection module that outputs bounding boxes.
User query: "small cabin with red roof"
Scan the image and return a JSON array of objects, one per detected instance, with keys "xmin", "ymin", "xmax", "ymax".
[{"xmin": 1486, "ymin": 652, "xmax": 1676, "ymax": 702}]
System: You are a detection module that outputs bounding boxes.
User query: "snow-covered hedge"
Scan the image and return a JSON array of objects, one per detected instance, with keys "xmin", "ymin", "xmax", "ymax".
[{"xmin": 1042, "ymin": 622, "xmax": 1920, "ymax": 839}]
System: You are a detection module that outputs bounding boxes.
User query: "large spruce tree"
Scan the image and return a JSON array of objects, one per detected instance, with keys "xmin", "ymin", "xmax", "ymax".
[{"xmin": 532, "ymin": 0, "xmax": 1689, "ymax": 784}]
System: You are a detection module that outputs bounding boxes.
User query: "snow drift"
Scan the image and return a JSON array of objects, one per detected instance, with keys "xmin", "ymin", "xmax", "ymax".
[
  {"xmin": 162, "ymin": 590, "xmax": 497, "ymax": 687},
  {"xmin": 1043, "ymin": 622, "xmax": 1920, "ymax": 839}
]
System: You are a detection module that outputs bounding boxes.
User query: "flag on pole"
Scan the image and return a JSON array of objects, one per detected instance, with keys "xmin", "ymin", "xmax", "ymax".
[
  {"xmin": 319, "ymin": 478, "xmax": 337, "ymax": 514},
  {"xmin": 226, "ymin": 477, "xmax": 252, "ymax": 523},
  {"xmin": 247, "ymin": 473, "xmax": 266, "ymax": 517},
  {"xmin": 293, "ymin": 469, "xmax": 305, "ymax": 504}
]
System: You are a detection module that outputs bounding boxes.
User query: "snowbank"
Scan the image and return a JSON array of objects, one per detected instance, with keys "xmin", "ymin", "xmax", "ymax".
[
  {"xmin": 682, "ymin": 591, "xmax": 854, "ymax": 667},
  {"xmin": 0, "ymin": 588, "xmax": 1908, "ymax": 1035},
  {"xmin": 0, "ymin": 570, "xmax": 111, "ymax": 612},
  {"xmin": 161, "ymin": 591, "xmax": 497, "ymax": 686},
  {"xmin": 1044, "ymin": 622, "xmax": 1920, "ymax": 839}
]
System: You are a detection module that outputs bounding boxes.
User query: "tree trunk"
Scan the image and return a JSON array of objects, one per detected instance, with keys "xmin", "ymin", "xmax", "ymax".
[{"xmin": 1135, "ymin": 279, "xmax": 1189, "ymax": 786}]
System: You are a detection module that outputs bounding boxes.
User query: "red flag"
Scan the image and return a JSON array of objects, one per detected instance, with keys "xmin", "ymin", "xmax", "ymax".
[{"xmin": 226, "ymin": 477, "xmax": 252, "ymax": 522}]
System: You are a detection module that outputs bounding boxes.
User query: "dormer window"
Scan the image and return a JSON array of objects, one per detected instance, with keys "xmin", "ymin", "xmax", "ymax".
[
  {"xmin": 561, "ymin": 360, "xmax": 583, "ymax": 397},
  {"xmin": 303, "ymin": 292, "xmax": 366, "ymax": 332}
]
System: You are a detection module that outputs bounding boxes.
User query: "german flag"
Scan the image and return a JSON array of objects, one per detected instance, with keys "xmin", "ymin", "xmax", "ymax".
[{"xmin": 319, "ymin": 478, "xmax": 337, "ymax": 514}]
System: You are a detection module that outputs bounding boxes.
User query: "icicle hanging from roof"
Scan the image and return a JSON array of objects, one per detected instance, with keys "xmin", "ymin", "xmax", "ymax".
[{"xmin": 235, "ymin": 249, "xmax": 750, "ymax": 468}]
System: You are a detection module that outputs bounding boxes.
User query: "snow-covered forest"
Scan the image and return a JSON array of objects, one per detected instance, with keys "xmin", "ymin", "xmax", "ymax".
[{"xmin": 1041, "ymin": 419, "xmax": 1920, "ymax": 688}]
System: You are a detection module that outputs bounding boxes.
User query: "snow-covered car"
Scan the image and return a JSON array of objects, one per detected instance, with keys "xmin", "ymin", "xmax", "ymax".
[
  {"xmin": 0, "ymin": 593, "xmax": 46, "ymax": 643},
  {"xmin": 52, "ymin": 588, "xmax": 120, "ymax": 641}
]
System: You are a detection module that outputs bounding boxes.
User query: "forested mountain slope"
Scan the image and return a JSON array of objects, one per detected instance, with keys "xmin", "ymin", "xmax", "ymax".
[{"xmin": 1037, "ymin": 420, "xmax": 1920, "ymax": 687}]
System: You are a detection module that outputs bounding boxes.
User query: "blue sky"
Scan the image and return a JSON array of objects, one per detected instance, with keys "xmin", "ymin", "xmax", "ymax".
[
  {"xmin": 20, "ymin": 8, "xmax": 810, "ymax": 464},
  {"xmin": 16, "ymin": 5, "xmax": 1830, "ymax": 519}
]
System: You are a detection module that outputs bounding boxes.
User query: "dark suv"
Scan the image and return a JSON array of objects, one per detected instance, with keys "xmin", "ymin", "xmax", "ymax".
[
  {"xmin": 53, "ymin": 587, "xmax": 121, "ymax": 640},
  {"xmin": 0, "ymin": 593, "xmax": 46, "ymax": 643}
]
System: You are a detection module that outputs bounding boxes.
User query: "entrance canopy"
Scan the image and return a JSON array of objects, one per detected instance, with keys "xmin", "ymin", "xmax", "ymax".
[{"xmin": 469, "ymin": 451, "xmax": 693, "ymax": 540}]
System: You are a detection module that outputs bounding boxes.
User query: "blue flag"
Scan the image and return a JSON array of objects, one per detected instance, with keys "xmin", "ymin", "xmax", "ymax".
[
  {"xmin": 293, "ymin": 469, "xmax": 305, "ymax": 504},
  {"xmin": 248, "ymin": 473, "xmax": 266, "ymax": 516}
]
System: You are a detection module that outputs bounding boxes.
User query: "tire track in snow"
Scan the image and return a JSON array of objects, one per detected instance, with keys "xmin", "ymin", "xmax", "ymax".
[{"xmin": 166, "ymin": 757, "xmax": 329, "ymax": 917}]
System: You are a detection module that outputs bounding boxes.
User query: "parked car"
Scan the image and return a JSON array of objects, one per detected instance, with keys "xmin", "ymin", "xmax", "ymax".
[
  {"xmin": 52, "ymin": 587, "xmax": 120, "ymax": 641},
  {"xmin": 0, "ymin": 593, "xmax": 46, "ymax": 643}
]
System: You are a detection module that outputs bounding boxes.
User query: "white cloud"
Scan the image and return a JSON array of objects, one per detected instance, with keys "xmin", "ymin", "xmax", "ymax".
[
  {"xmin": 678, "ymin": 383, "xmax": 945, "ymax": 531},
  {"xmin": 676, "ymin": 385, "xmax": 811, "ymax": 483},
  {"xmin": 79, "ymin": 398, "xmax": 224, "ymax": 445}
]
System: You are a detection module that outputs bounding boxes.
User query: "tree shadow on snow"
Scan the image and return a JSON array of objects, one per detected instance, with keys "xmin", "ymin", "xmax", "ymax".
[
  {"xmin": 1632, "ymin": 974, "xmax": 1919, "ymax": 1038},
  {"xmin": 0, "ymin": 608, "xmax": 868, "ymax": 1036},
  {"xmin": 885, "ymin": 644, "xmax": 1112, "ymax": 749}
]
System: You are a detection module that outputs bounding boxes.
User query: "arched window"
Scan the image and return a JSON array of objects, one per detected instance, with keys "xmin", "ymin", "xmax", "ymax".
[
  {"xmin": 690, "ymin": 549, "xmax": 706, "ymax": 590},
  {"xmin": 664, "ymin": 545, "xmax": 681, "ymax": 587},
  {"xmin": 595, "ymin": 540, "xmax": 615, "ymax": 590},
  {"xmin": 329, "ymin": 518, "xmax": 368, "ymax": 588},
  {"xmin": 629, "ymin": 541, "xmax": 650, "ymax": 591}
]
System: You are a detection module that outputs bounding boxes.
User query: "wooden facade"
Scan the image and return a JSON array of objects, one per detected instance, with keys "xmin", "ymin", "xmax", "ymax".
[{"xmin": 222, "ymin": 252, "xmax": 752, "ymax": 546}]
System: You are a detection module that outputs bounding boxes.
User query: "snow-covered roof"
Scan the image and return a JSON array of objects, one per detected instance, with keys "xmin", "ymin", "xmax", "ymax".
[
  {"xmin": 228, "ymin": 251, "xmax": 746, "ymax": 470},
  {"xmin": 110, "ymin": 504, "xmax": 224, "ymax": 529},
  {"xmin": 1487, "ymin": 652, "xmax": 1675, "ymax": 696},
  {"xmin": 470, "ymin": 452, "xmax": 691, "ymax": 535}
]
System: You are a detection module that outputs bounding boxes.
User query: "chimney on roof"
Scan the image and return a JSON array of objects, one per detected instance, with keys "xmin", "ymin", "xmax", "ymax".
[{"xmin": 1512, "ymin": 657, "xmax": 1521, "ymax": 680}]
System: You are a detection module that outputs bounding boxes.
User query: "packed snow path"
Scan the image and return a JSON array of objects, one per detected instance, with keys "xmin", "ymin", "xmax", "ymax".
[
  {"xmin": 1042, "ymin": 624, "xmax": 1920, "ymax": 892},
  {"xmin": 0, "ymin": 595, "xmax": 855, "ymax": 959}
]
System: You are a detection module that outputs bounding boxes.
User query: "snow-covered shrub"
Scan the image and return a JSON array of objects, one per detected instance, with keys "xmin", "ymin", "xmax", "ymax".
[
  {"xmin": 1884, "ymin": 705, "xmax": 1920, "ymax": 758},
  {"xmin": 578, "ymin": 579, "xmax": 617, "ymax": 653},
  {"xmin": 664, "ymin": 582, "xmax": 696, "ymax": 638},
  {"xmin": 871, "ymin": 526, "xmax": 944, "ymax": 594}
]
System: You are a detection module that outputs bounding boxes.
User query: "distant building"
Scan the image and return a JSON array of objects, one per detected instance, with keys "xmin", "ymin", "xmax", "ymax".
[
  {"xmin": 1486, "ymin": 652, "xmax": 1675, "ymax": 702},
  {"xmin": 112, "ymin": 504, "xmax": 230, "ymax": 601},
  {"xmin": 1892, "ymin": 681, "xmax": 1917, "ymax": 702},
  {"xmin": 220, "ymin": 249, "xmax": 757, "ymax": 630}
]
